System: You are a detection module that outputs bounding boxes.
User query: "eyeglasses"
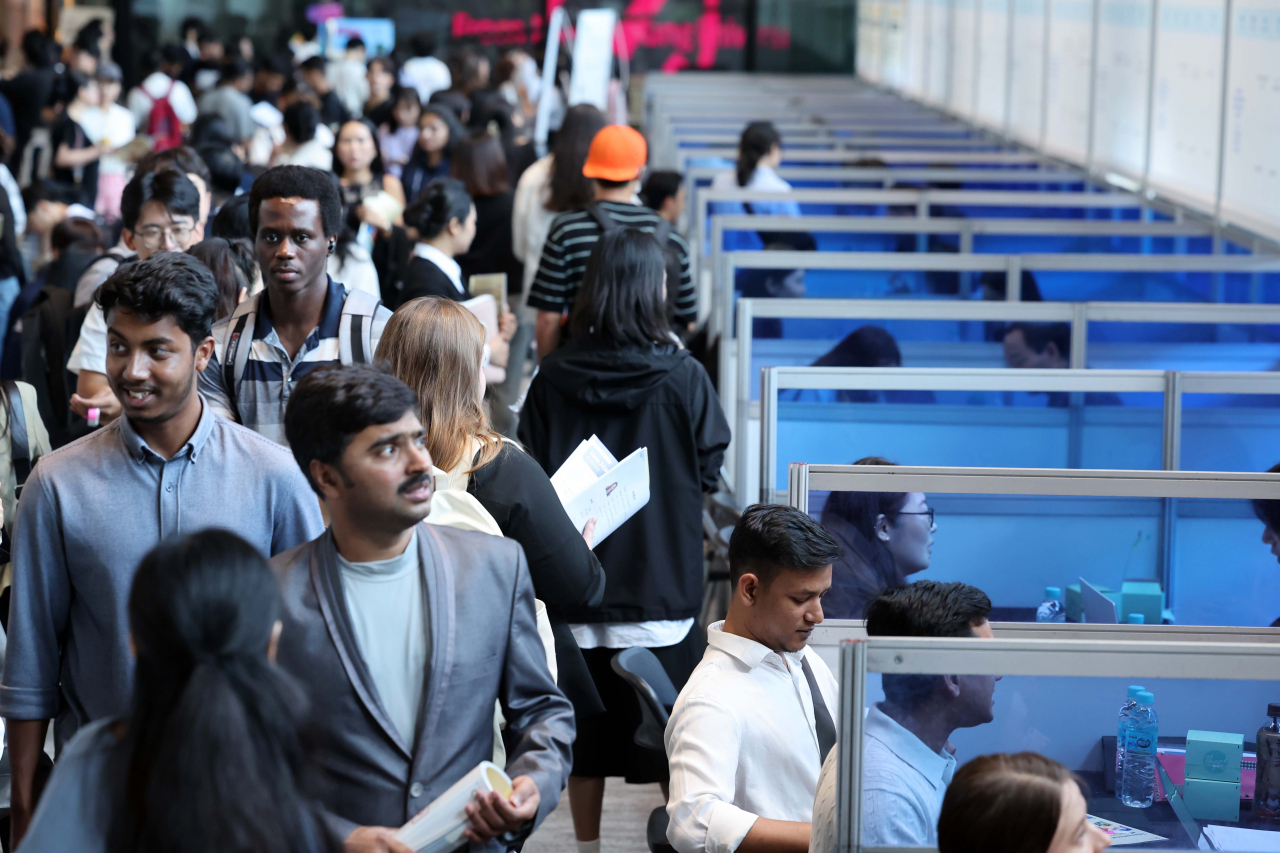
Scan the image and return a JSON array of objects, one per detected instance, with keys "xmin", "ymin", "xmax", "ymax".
[
  {"xmin": 899, "ymin": 508, "xmax": 936, "ymax": 527},
  {"xmin": 135, "ymin": 224, "xmax": 194, "ymax": 249}
]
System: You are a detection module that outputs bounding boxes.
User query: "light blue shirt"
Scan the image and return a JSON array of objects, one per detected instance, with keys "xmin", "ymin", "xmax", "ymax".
[
  {"xmin": 861, "ymin": 703, "xmax": 958, "ymax": 847},
  {"xmin": 18, "ymin": 719, "xmax": 117, "ymax": 852}
]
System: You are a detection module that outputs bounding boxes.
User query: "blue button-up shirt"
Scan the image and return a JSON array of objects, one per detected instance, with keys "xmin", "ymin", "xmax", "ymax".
[{"xmin": 0, "ymin": 399, "xmax": 325, "ymax": 749}]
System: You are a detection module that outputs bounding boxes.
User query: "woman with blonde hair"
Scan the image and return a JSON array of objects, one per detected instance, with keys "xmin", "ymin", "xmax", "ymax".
[{"xmin": 375, "ymin": 296, "xmax": 607, "ymax": 719}]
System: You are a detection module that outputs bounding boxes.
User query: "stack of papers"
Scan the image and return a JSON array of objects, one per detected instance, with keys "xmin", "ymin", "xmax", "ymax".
[
  {"xmin": 550, "ymin": 435, "xmax": 650, "ymax": 545},
  {"xmin": 1087, "ymin": 816, "xmax": 1166, "ymax": 846},
  {"xmin": 396, "ymin": 761, "xmax": 513, "ymax": 853},
  {"xmin": 1201, "ymin": 825, "xmax": 1280, "ymax": 852}
]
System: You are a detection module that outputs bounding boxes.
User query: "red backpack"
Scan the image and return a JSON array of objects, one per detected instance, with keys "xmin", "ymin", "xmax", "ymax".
[{"xmin": 146, "ymin": 81, "xmax": 184, "ymax": 152}]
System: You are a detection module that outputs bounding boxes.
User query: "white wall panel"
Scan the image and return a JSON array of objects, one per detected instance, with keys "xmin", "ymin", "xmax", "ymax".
[
  {"xmin": 950, "ymin": 0, "xmax": 980, "ymax": 115},
  {"xmin": 1220, "ymin": 0, "xmax": 1280, "ymax": 238},
  {"xmin": 1091, "ymin": 0, "xmax": 1155, "ymax": 177},
  {"xmin": 925, "ymin": 0, "xmax": 954, "ymax": 104},
  {"xmin": 1147, "ymin": 0, "xmax": 1227, "ymax": 208},
  {"xmin": 1008, "ymin": 0, "xmax": 1049, "ymax": 144},
  {"xmin": 1043, "ymin": 0, "xmax": 1096, "ymax": 161},
  {"xmin": 975, "ymin": 0, "xmax": 1013, "ymax": 127},
  {"xmin": 904, "ymin": 0, "xmax": 931, "ymax": 96}
]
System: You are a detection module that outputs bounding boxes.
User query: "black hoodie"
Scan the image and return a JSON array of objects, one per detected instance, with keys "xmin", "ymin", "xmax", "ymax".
[{"xmin": 518, "ymin": 341, "xmax": 731, "ymax": 624}]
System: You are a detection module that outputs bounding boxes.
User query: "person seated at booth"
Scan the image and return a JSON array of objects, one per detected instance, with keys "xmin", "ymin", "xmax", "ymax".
[
  {"xmin": 819, "ymin": 457, "xmax": 936, "ymax": 620},
  {"xmin": 937, "ymin": 753, "xmax": 1111, "ymax": 853},
  {"xmin": 808, "ymin": 580, "xmax": 999, "ymax": 853},
  {"xmin": 1002, "ymin": 322, "xmax": 1123, "ymax": 407},
  {"xmin": 665, "ymin": 504, "xmax": 843, "ymax": 853},
  {"xmin": 784, "ymin": 326, "xmax": 935, "ymax": 404},
  {"xmin": 1254, "ymin": 460, "xmax": 1280, "ymax": 627}
]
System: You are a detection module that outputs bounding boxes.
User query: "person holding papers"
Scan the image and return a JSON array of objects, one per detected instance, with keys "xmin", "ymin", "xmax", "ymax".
[
  {"xmin": 19, "ymin": 530, "xmax": 335, "ymax": 853},
  {"xmin": 665, "ymin": 504, "xmax": 843, "ymax": 853},
  {"xmin": 518, "ymin": 229, "xmax": 731, "ymax": 853},
  {"xmin": 377, "ymin": 296, "xmax": 608, "ymax": 719},
  {"xmin": 275, "ymin": 364, "xmax": 575, "ymax": 853}
]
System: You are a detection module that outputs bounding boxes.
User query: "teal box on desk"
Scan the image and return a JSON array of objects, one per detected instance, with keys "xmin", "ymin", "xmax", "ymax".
[
  {"xmin": 1065, "ymin": 584, "xmax": 1119, "ymax": 622},
  {"xmin": 1183, "ymin": 778, "xmax": 1241, "ymax": 822},
  {"xmin": 1186, "ymin": 730, "xmax": 1244, "ymax": 783},
  {"xmin": 1120, "ymin": 581, "xmax": 1163, "ymax": 626}
]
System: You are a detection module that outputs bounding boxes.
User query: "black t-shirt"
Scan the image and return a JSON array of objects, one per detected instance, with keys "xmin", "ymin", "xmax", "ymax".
[{"xmin": 49, "ymin": 116, "xmax": 98, "ymax": 210}]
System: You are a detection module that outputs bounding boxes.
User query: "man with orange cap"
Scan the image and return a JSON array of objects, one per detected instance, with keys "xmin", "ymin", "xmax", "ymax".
[{"xmin": 528, "ymin": 124, "xmax": 693, "ymax": 360}]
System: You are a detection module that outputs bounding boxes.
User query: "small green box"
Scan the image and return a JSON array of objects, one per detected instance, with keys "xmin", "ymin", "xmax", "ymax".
[
  {"xmin": 1186, "ymin": 730, "xmax": 1244, "ymax": 783},
  {"xmin": 1120, "ymin": 581, "xmax": 1164, "ymax": 626},
  {"xmin": 1065, "ymin": 583, "xmax": 1119, "ymax": 622},
  {"xmin": 1183, "ymin": 777, "xmax": 1241, "ymax": 822}
]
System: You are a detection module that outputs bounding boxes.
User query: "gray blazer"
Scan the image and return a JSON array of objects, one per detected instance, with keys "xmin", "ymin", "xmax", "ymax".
[{"xmin": 271, "ymin": 523, "xmax": 576, "ymax": 847}]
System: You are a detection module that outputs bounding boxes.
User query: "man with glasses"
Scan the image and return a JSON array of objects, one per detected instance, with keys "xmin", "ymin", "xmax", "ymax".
[{"xmin": 67, "ymin": 169, "xmax": 204, "ymax": 423}]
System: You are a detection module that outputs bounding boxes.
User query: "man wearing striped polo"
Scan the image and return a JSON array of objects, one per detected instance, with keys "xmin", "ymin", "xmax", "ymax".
[{"xmin": 528, "ymin": 124, "xmax": 695, "ymax": 360}]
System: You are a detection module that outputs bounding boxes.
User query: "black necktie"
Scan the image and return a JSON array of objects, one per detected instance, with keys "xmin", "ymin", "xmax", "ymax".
[{"xmin": 801, "ymin": 657, "xmax": 837, "ymax": 764}]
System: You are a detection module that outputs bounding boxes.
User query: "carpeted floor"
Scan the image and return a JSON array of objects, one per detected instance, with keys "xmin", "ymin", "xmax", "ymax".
[{"xmin": 523, "ymin": 781, "xmax": 665, "ymax": 853}]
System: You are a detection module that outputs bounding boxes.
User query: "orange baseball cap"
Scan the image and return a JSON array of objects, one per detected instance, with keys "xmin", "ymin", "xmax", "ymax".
[{"xmin": 582, "ymin": 125, "xmax": 648, "ymax": 181}]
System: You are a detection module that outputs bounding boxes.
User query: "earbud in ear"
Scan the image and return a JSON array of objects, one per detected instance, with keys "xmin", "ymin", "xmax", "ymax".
[{"xmin": 328, "ymin": 240, "xmax": 336, "ymax": 255}]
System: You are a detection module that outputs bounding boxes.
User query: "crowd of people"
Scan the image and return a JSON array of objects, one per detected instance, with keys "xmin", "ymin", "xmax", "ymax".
[{"xmin": 0, "ymin": 18, "xmax": 1125, "ymax": 853}]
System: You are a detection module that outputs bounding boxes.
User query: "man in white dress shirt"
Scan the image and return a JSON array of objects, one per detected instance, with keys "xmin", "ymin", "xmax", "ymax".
[
  {"xmin": 665, "ymin": 504, "xmax": 843, "ymax": 853},
  {"xmin": 808, "ymin": 580, "xmax": 997, "ymax": 853}
]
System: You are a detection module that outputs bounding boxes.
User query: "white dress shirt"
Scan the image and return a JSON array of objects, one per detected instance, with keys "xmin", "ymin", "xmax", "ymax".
[
  {"xmin": 665, "ymin": 621, "xmax": 839, "ymax": 853},
  {"xmin": 860, "ymin": 703, "xmax": 957, "ymax": 847}
]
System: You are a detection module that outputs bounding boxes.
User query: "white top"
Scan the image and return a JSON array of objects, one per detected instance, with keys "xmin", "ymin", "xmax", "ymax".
[
  {"xmin": 413, "ymin": 242, "xmax": 464, "ymax": 294},
  {"xmin": 400, "ymin": 56, "xmax": 452, "ymax": 104},
  {"xmin": 511, "ymin": 154, "xmax": 557, "ymax": 293},
  {"xmin": 338, "ymin": 530, "xmax": 429, "ymax": 748},
  {"xmin": 858, "ymin": 703, "xmax": 957, "ymax": 847},
  {"xmin": 665, "ymin": 621, "xmax": 839, "ymax": 853},
  {"xmin": 67, "ymin": 303, "xmax": 108, "ymax": 375},
  {"xmin": 126, "ymin": 72, "xmax": 198, "ymax": 131},
  {"xmin": 329, "ymin": 242, "xmax": 382, "ymax": 300},
  {"xmin": 328, "ymin": 58, "xmax": 370, "ymax": 118},
  {"xmin": 708, "ymin": 163, "xmax": 801, "ymax": 219},
  {"xmin": 77, "ymin": 103, "xmax": 136, "ymax": 176},
  {"xmin": 273, "ymin": 138, "xmax": 333, "ymax": 171},
  {"xmin": 0, "ymin": 165, "xmax": 25, "ymax": 237},
  {"xmin": 569, "ymin": 619, "xmax": 693, "ymax": 650}
]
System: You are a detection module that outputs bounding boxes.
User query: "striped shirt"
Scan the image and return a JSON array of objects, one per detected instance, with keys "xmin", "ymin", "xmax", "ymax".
[
  {"xmin": 198, "ymin": 276, "xmax": 392, "ymax": 446},
  {"xmin": 527, "ymin": 201, "xmax": 695, "ymax": 323}
]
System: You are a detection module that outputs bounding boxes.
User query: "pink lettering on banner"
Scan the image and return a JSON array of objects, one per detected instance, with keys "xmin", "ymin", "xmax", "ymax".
[{"xmin": 451, "ymin": 11, "xmax": 532, "ymax": 45}]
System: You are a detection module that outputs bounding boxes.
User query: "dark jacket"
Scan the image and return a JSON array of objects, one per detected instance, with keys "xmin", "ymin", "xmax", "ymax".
[
  {"xmin": 399, "ymin": 255, "xmax": 469, "ymax": 304},
  {"xmin": 469, "ymin": 442, "xmax": 608, "ymax": 717},
  {"xmin": 518, "ymin": 342, "xmax": 730, "ymax": 624},
  {"xmin": 456, "ymin": 191, "xmax": 523, "ymax": 294}
]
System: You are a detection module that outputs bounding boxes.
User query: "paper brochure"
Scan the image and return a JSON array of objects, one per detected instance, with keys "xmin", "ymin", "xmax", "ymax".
[
  {"xmin": 396, "ymin": 761, "xmax": 513, "ymax": 853},
  {"xmin": 550, "ymin": 435, "xmax": 650, "ymax": 545},
  {"xmin": 1086, "ymin": 815, "xmax": 1167, "ymax": 846}
]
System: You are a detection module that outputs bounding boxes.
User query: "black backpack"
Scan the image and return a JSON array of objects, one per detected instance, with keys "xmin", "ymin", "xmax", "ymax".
[{"xmin": 20, "ymin": 286, "xmax": 88, "ymax": 447}]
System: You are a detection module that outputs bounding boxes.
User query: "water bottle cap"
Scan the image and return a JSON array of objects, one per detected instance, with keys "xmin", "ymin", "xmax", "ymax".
[
  {"xmin": 1045, "ymin": 586, "xmax": 1061, "ymax": 598},
  {"xmin": 1127, "ymin": 613, "xmax": 1145, "ymax": 624},
  {"xmin": 1137, "ymin": 691, "xmax": 1154, "ymax": 705},
  {"xmin": 1268, "ymin": 703, "xmax": 1280, "ymax": 718},
  {"xmin": 1128, "ymin": 685, "xmax": 1146, "ymax": 698}
]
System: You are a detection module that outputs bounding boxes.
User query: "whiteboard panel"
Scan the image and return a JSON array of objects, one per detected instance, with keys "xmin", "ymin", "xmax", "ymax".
[
  {"xmin": 882, "ymin": 0, "xmax": 909, "ymax": 86},
  {"xmin": 1147, "ymin": 0, "xmax": 1227, "ymax": 208},
  {"xmin": 858, "ymin": 0, "xmax": 884, "ymax": 81},
  {"xmin": 975, "ymin": 0, "xmax": 1013, "ymax": 128},
  {"xmin": 1220, "ymin": 0, "xmax": 1280, "ymax": 238},
  {"xmin": 904, "ymin": 0, "xmax": 930, "ymax": 96},
  {"xmin": 951, "ymin": 0, "xmax": 980, "ymax": 116},
  {"xmin": 1091, "ymin": 0, "xmax": 1154, "ymax": 178},
  {"xmin": 1009, "ymin": 0, "xmax": 1049, "ymax": 144},
  {"xmin": 926, "ymin": 0, "xmax": 953, "ymax": 104},
  {"xmin": 1044, "ymin": 0, "xmax": 1096, "ymax": 161}
]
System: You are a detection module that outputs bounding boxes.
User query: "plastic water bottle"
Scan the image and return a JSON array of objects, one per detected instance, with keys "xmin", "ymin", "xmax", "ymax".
[
  {"xmin": 1115, "ymin": 685, "xmax": 1145, "ymax": 779},
  {"xmin": 1036, "ymin": 587, "xmax": 1066, "ymax": 623},
  {"xmin": 1119, "ymin": 690, "xmax": 1159, "ymax": 808}
]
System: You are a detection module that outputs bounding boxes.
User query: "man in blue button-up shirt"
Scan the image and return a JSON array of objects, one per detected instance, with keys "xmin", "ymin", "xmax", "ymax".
[{"xmin": 0, "ymin": 253, "xmax": 325, "ymax": 848}]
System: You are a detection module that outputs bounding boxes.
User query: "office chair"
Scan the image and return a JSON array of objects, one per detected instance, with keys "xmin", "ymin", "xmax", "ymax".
[{"xmin": 611, "ymin": 647, "xmax": 680, "ymax": 853}]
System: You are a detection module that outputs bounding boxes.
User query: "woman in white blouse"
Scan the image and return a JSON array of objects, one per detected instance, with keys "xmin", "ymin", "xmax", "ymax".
[{"xmin": 709, "ymin": 120, "xmax": 802, "ymax": 218}]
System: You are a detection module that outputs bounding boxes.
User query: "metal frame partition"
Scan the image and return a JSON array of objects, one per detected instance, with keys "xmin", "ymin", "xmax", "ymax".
[
  {"xmin": 832, "ymin": 636, "xmax": 1280, "ymax": 853},
  {"xmin": 785, "ymin": 464, "xmax": 1280, "ymax": 628},
  {"xmin": 675, "ymin": 149, "xmax": 1048, "ymax": 177},
  {"xmin": 757, "ymin": 367, "xmax": 1176, "ymax": 505},
  {"xmin": 721, "ymin": 298, "xmax": 1280, "ymax": 499}
]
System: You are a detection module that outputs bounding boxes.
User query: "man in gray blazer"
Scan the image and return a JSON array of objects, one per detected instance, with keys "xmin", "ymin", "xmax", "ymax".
[{"xmin": 274, "ymin": 364, "xmax": 575, "ymax": 853}]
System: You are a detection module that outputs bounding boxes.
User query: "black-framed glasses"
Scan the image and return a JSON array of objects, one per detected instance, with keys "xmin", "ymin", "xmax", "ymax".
[{"xmin": 899, "ymin": 508, "xmax": 935, "ymax": 527}]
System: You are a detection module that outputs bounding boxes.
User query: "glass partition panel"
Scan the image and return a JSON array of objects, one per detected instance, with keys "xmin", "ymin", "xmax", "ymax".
[
  {"xmin": 1181, "ymin": 393, "xmax": 1280, "ymax": 475},
  {"xmin": 1087, "ymin": 322, "xmax": 1280, "ymax": 371},
  {"xmin": 854, "ymin": 668, "xmax": 1280, "ymax": 849},
  {"xmin": 795, "ymin": 469, "xmax": 1280, "ymax": 626}
]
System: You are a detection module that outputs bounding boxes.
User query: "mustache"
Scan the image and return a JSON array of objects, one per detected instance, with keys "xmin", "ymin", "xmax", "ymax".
[{"xmin": 398, "ymin": 473, "xmax": 432, "ymax": 495}]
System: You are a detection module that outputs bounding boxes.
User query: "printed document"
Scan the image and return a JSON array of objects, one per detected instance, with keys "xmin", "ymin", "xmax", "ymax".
[{"xmin": 550, "ymin": 435, "xmax": 650, "ymax": 545}]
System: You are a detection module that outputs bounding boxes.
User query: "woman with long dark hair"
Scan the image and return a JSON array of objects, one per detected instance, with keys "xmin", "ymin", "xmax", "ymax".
[
  {"xmin": 187, "ymin": 237, "xmax": 254, "ymax": 321},
  {"xmin": 401, "ymin": 104, "xmax": 465, "ymax": 205},
  {"xmin": 820, "ymin": 456, "xmax": 937, "ymax": 618},
  {"xmin": 710, "ymin": 120, "xmax": 802, "ymax": 249},
  {"xmin": 511, "ymin": 104, "xmax": 606, "ymax": 295},
  {"xmin": 518, "ymin": 228, "xmax": 731, "ymax": 849},
  {"xmin": 19, "ymin": 530, "xmax": 335, "ymax": 853}
]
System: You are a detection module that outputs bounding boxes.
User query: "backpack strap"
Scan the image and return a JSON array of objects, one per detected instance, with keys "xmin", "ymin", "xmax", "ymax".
[
  {"xmin": 583, "ymin": 202, "xmax": 621, "ymax": 234},
  {"xmin": 3, "ymin": 381, "xmax": 30, "ymax": 491},
  {"xmin": 338, "ymin": 289, "xmax": 381, "ymax": 365},
  {"xmin": 222, "ymin": 294, "xmax": 261, "ymax": 422}
]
